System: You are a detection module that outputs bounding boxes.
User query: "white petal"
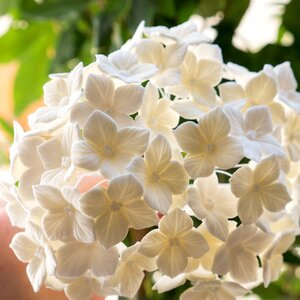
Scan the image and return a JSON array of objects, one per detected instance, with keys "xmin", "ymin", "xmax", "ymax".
[
  {"xmin": 139, "ymin": 229, "xmax": 166, "ymax": 257},
  {"xmin": 26, "ymin": 256, "xmax": 46, "ymax": 292},
  {"xmin": 73, "ymin": 211, "xmax": 95, "ymax": 243},
  {"xmin": 10, "ymin": 232, "xmax": 36, "ymax": 262}
]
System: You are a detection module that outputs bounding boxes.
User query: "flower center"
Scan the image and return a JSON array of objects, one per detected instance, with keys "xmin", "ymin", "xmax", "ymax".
[
  {"xmin": 169, "ymin": 237, "xmax": 179, "ymax": 247},
  {"xmin": 151, "ymin": 172, "xmax": 160, "ymax": 183},
  {"xmin": 61, "ymin": 156, "xmax": 71, "ymax": 168},
  {"xmin": 64, "ymin": 205, "xmax": 73, "ymax": 216},
  {"xmin": 252, "ymin": 183, "xmax": 260, "ymax": 192},
  {"xmin": 111, "ymin": 201, "xmax": 122, "ymax": 211},
  {"xmin": 246, "ymin": 130, "xmax": 257, "ymax": 140},
  {"xmin": 35, "ymin": 246, "xmax": 45, "ymax": 259},
  {"xmin": 103, "ymin": 145, "xmax": 113, "ymax": 157},
  {"xmin": 205, "ymin": 143, "xmax": 214, "ymax": 152}
]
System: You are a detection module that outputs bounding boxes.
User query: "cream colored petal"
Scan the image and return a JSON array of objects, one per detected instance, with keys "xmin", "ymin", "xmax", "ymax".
[
  {"xmin": 157, "ymin": 245, "xmax": 188, "ymax": 278},
  {"xmin": 79, "ymin": 187, "xmax": 109, "ymax": 218},
  {"xmin": 154, "ymin": 67, "xmax": 181, "ymax": 87},
  {"xmin": 73, "ymin": 211, "xmax": 95, "ymax": 243},
  {"xmin": 95, "ymin": 210, "xmax": 129, "ymax": 248},
  {"xmin": 135, "ymin": 39, "xmax": 163, "ymax": 64},
  {"xmin": 70, "ymin": 102, "xmax": 93, "ymax": 127},
  {"xmin": 43, "ymin": 78, "xmax": 67, "ymax": 106},
  {"xmin": 164, "ymin": 42, "xmax": 187, "ymax": 68},
  {"xmin": 253, "ymin": 156, "xmax": 279, "ymax": 185},
  {"xmin": 19, "ymin": 167, "xmax": 43, "ymax": 201},
  {"xmin": 212, "ymin": 137, "xmax": 243, "ymax": 170},
  {"xmin": 260, "ymin": 182, "xmax": 291, "ymax": 212},
  {"xmin": 211, "ymin": 244, "xmax": 230, "ymax": 275},
  {"xmin": 66, "ymin": 277, "xmax": 100, "ymax": 300},
  {"xmin": 191, "ymin": 84, "xmax": 217, "ymax": 107},
  {"xmin": 10, "ymin": 232, "xmax": 36, "ymax": 263},
  {"xmin": 139, "ymin": 229, "xmax": 167, "ymax": 257},
  {"xmin": 117, "ymin": 127, "xmax": 149, "ymax": 158},
  {"xmin": 198, "ymin": 107, "xmax": 231, "ymax": 141},
  {"xmin": 180, "ymin": 229, "xmax": 209, "ymax": 258},
  {"xmin": 85, "ymin": 74, "xmax": 114, "ymax": 108},
  {"xmin": 174, "ymin": 121, "xmax": 203, "ymax": 153},
  {"xmin": 243, "ymin": 229, "xmax": 273, "ymax": 254},
  {"xmin": 127, "ymin": 157, "xmax": 147, "ymax": 183},
  {"xmin": 37, "ymin": 138, "xmax": 63, "ymax": 170},
  {"xmin": 230, "ymin": 166, "xmax": 253, "ymax": 197},
  {"xmin": 171, "ymin": 99, "xmax": 206, "ymax": 120},
  {"xmin": 145, "ymin": 135, "xmax": 171, "ymax": 170},
  {"xmin": 159, "ymin": 208, "xmax": 193, "ymax": 236},
  {"xmin": 238, "ymin": 193, "xmax": 264, "ymax": 225},
  {"xmin": 268, "ymin": 102, "xmax": 286, "ymax": 123},
  {"xmin": 205, "ymin": 215, "xmax": 229, "ymax": 241},
  {"xmin": 113, "ymin": 84, "xmax": 144, "ymax": 114},
  {"xmin": 229, "ymin": 250, "xmax": 258, "ymax": 283},
  {"xmin": 218, "ymin": 82, "xmax": 245, "ymax": 103},
  {"xmin": 144, "ymin": 182, "xmax": 173, "ymax": 213},
  {"xmin": 33, "ymin": 185, "xmax": 66, "ymax": 212},
  {"xmin": 196, "ymin": 59, "xmax": 222, "ymax": 86},
  {"xmin": 140, "ymin": 82, "xmax": 159, "ymax": 116},
  {"xmin": 188, "ymin": 186, "xmax": 207, "ymax": 220},
  {"xmin": 124, "ymin": 199, "xmax": 158, "ymax": 229},
  {"xmin": 43, "ymin": 212, "xmax": 73, "ymax": 241},
  {"xmin": 26, "ymin": 256, "xmax": 46, "ymax": 292},
  {"xmin": 263, "ymin": 254, "xmax": 283, "ymax": 288},
  {"xmin": 184, "ymin": 153, "xmax": 215, "ymax": 178},
  {"xmin": 160, "ymin": 161, "xmax": 188, "ymax": 194},
  {"xmin": 245, "ymin": 72, "xmax": 277, "ymax": 104}
]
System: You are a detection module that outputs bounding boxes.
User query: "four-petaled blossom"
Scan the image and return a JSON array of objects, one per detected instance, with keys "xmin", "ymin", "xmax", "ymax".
[
  {"xmin": 10, "ymin": 222, "xmax": 57, "ymax": 292},
  {"xmin": 33, "ymin": 185, "xmax": 95, "ymax": 243},
  {"xmin": 174, "ymin": 107, "xmax": 243, "ymax": 178},
  {"xmin": 139, "ymin": 208, "xmax": 209, "ymax": 278},
  {"xmin": 129, "ymin": 135, "xmax": 188, "ymax": 213},
  {"xmin": 212, "ymin": 225, "xmax": 273, "ymax": 283},
  {"xmin": 230, "ymin": 156, "xmax": 291, "ymax": 224},
  {"xmin": 80, "ymin": 174, "xmax": 158, "ymax": 248},
  {"xmin": 72, "ymin": 110, "xmax": 149, "ymax": 178},
  {"xmin": 188, "ymin": 172, "xmax": 237, "ymax": 240},
  {"xmin": 71, "ymin": 74, "xmax": 144, "ymax": 127}
]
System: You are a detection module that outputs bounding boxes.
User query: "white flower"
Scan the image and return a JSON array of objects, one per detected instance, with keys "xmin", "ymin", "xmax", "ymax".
[
  {"xmin": 128, "ymin": 135, "xmax": 188, "ymax": 213},
  {"xmin": 80, "ymin": 174, "xmax": 158, "ymax": 248},
  {"xmin": 96, "ymin": 49, "xmax": 158, "ymax": 83},
  {"xmin": 188, "ymin": 172, "xmax": 237, "ymax": 240},
  {"xmin": 135, "ymin": 82, "xmax": 179, "ymax": 145},
  {"xmin": 180, "ymin": 280, "xmax": 249, "ymax": 300},
  {"xmin": 28, "ymin": 62, "xmax": 83, "ymax": 128},
  {"xmin": 224, "ymin": 105, "xmax": 285, "ymax": 162},
  {"xmin": 262, "ymin": 232, "xmax": 295, "ymax": 287},
  {"xmin": 212, "ymin": 225, "xmax": 273, "ymax": 283},
  {"xmin": 139, "ymin": 208, "xmax": 209, "ymax": 278},
  {"xmin": 135, "ymin": 40, "xmax": 187, "ymax": 86},
  {"xmin": 230, "ymin": 156, "xmax": 292, "ymax": 224},
  {"xmin": 71, "ymin": 74, "xmax": 144, "ymax": 127},
  {"xmin": 72, "ymin": 110, "xmax": 149, "ymax": 178},
  {"xmin": 10, "ymin": 222, "xmax": 57, "ymax": 292},
  {"xmin": 56, "ymin": 240, "xmax": 119, "ymax": 278},
  {"xmin": 104, "ymin": 242, "xmax": 156, "ymax": 298},
  {"xmin": 37, "ymin": 123, "xmax": 80, "ymax": 186},
  {"xmin": 33, "ymin": 185, "xmax": 95, "ymax": 243},
  {"xmin": 174, "ymin": 107, "xmax": 243, "ymax": 178}
]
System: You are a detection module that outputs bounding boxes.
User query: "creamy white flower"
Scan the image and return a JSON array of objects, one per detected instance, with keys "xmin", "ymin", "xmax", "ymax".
[
  {"xmin": 264, "ymin": 62, "xmax": 300, "ymax": 113},
  {"xmin": 80, "ymin": 174, "xmax": 158, "ymax": 248},
  {"xmin": 135, "ymin": 82, "xmax": 179, "ymax": 145},
  {"xmin": 71, "ymin": 74, "xmax": 144, "ymax": 127},
  {"xmin": 37, "ymin": 123, "xmax": 80, "ymax": 186},
  {"xmin": 72, "ymin": 110, "xmax": 149, "ymax": 178},
  {"xmin": 230, "ymin": 156, "xmax": 292, "ymax": 224},
  {"xmin": 174, "ymin": 107, "xmax": 243, "ymax": 178},
  {"xmin": 128, "ymin": 135, "xmax": 188, "ymax": 213},
  {"xmin": 180, "ymin": 280, "xmax": 249, "ymax": 300},
  {"xmin": 139, "ymin": 208, "xmax": 209, "ymax": 278},
  {"xmin": 96, "ymin": 49, "xmax": 158, "ymax": 83},
  {"xmin": 104, "ymin": 242, "xmax": 156, "ymax": 298},
  {"xmin": 188, "ymin": 173, "xmax": 237, "ymax": 240},
  {"xmin": 135, "ymin": 40, "xmax": 187, "ymax": 86},
  {"xmin": 212, "ymin": 225, "xmax": 273, "ymax": 283},
  {"xmin": 10, "ymin": 222, "xmax": 57, "ymax": 292},
  {"xmin": 224, "ymin": 105, "xmax": 285, "ymax": 162},
  {"xmin": 28, "ymin": 62, "xmax": 83, "ymax": 128},
  {"xmin": 56, "ymin": 240, "xmax": 119, "ymax": 278},
  {"xmin": 262, "ymin": 232, "xmax": 295, "ymax": 287},
  {"xmin": 33, "ymin": 185, "xmax": 95, "ymax": 243}
]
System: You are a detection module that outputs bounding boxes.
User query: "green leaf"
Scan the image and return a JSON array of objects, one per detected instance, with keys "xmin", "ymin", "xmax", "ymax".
[
  {"xmin": 0, "ymin": 0, "xmax": 18, "ymax": 15},
  {"xmin": 19, "ymin": 0, "xmax": 94, "ymax": 20},
  {"xmin": 13, "ymin": 23, "xmax": 56, "ymax": 116},
  {"xmin": 0, "ymin": 117, "xmax": 13, "ymax": 137}
]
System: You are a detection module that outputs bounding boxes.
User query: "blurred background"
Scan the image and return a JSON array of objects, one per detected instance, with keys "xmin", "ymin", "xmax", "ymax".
[{"xmin": 0, "ymin": 0, "xmax": 300, "ymax": 299}]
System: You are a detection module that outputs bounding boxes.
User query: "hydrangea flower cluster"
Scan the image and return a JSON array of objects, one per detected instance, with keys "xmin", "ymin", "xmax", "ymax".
[{"xmin": 1, "ymin": 19, "xmax": 300, "ymax": 300}]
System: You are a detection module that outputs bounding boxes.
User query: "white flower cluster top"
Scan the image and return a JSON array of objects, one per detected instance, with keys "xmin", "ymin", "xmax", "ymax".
[{"xmin": 1, "ymin": 18, "xmax": 299, "ymax": 300}]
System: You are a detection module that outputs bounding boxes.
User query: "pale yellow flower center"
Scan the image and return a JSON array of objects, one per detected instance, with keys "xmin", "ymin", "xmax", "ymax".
[
  {"xmin": 205, "ymin": 143, "xmax": 214, "ymax": 152},
  {"xmin": 103, "ymin": 145, "xmax": 113, "ymax": 157},
  {"xmin": 150, "ymin": 172, "xmax": 161, "ymax": 183},
  {"xmin": 169, "ymin": 237, "xmax": 180, "ymax": 247},
  {"xmin": 64, "ymin": 205, "xmax": 74, "ymax": 216},
  {"xmin": 111, "ymin": 201, "xmax": 122, "ymax": 211},
  {"xmin": 35, "ymin": 246, "xmax": 45, "ymax": 259},
  {"xmin": 252, "ymin": 183, "xmax": 260, "ymax": 192}
]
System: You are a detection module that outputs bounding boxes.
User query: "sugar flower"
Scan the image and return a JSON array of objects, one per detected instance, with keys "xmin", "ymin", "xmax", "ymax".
[
  {"xmin": 230, "ymin": 156, "xmax": 291, "ymax": 224},
  {"xmin": 80, "ymin": 174, "xmax": 158, "ymax": 248},
  {"xmin": 71, "ymin": 74, "xmax": 144, "ymax": 128},
  {"xmin": 139, "ymin": 208, "xmax": 209, "ymax": 278},
  {"xmin": 72, "ymin": 110, "xmax": 149, "ymax": 178},
  {"xmin": 174, "ymin": 107, "xmax": 243, "ymax": 178},
  {"xmin": 128, "ymin": 135, "xmax": 188, "ymax": 213}
]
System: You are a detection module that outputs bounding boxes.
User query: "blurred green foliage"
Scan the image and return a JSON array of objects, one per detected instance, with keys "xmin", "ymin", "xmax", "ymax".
[{"xmin": 0, "ymin": 0, "xmax": 300, "ymax": 299}]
